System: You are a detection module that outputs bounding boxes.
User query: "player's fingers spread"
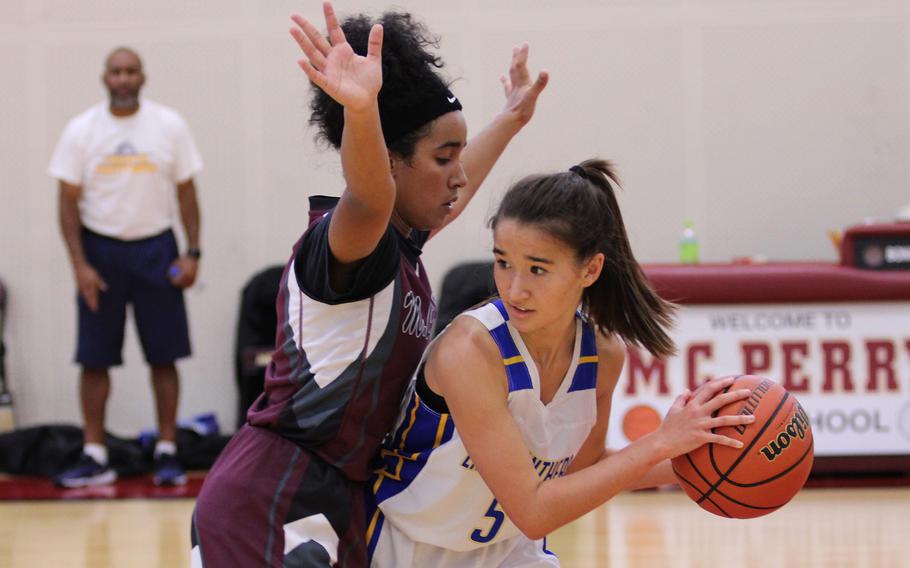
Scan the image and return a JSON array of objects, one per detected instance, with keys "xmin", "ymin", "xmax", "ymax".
[
  {"xmin": 692, "ymin": 376, "xmax": 736, "ymax": 404},
  {"xmin": 533, "ymin": 71, "xmax": 550, "ymax": 93},
  {"xmin": 289, "ymin": 25, "xmax": 304, "ymax": 46},
  {"xmin": 366, "ymin": 24, "xmax": 383, "ymax": 61},
  {"xmin": 510, "ymin": 43, "xmax": 530, "ymax": 84},
  {"xmin": 289, "ymin": 13, "xmax": 306, "ymax": 29},
  {"xmin": 710, "ymin": 414, "xmax": 755, "ymax": 429},
  {"xmin": 709, "ymin": 375, "xmax": 738, "ymax": 393},
  {"xmin": 290, "ymin": 28, "xmax": 327, "ymax": 70},
  {"xmin": 516, "ymin": 42, "xmax": 529, "ymax": 63},
  {"xmin": 291, "ymin": 15, "xmax": 332, "ymax": 56},
  {"xmin": 289, "ymin": 25, "xmax": 313, "ymax": 53},
  {"xmin": 669, "ymin": 391, "xmax": 690, "ymax": 411},
  {"xmin": 508, "ymin": 45, "xmax": 520, "ymax": 69},
  {"xmin": 705, "ymin": 388, "xmax": 752, "ymax": 413},
  {"xmin": 517, "ymin": 72, "xmax": 548, "ymax": 106},
  {"xmin": 324, "ymin": 2, "xmax": 347, "ymax": 46},
  {"xmin": 711, "ymin": 434, "xmax": 744, "ymax": 449},
  {"xmin": 297, "ymin": 59, "xmax": 324, "ymax": 87}
]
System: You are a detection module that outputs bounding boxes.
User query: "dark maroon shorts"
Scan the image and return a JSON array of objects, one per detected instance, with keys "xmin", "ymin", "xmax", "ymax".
[{"xmin": 191, "ymin": 425, "xmax": 368, "ymax": 567}]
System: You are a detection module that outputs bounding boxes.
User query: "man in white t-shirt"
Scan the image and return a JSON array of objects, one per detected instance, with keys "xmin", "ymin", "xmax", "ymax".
[{"xmin": 47, "ymin": 47, "xmax": 203, "ymax": 488}]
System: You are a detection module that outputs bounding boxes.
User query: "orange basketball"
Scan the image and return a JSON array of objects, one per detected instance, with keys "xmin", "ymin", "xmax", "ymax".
[{"xmin": 671, "ymin": 375, "xmax": 814, "ymax": 519}]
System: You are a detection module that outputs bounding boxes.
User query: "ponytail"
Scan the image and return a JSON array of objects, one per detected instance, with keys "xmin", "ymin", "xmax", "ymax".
[
  {"xmin": 491, "ymin": 159, "xmax": 677, "ymax": 359},
  {"xmin": 570, "ymin": 160, "xmax": 677, "ymax": 358}
]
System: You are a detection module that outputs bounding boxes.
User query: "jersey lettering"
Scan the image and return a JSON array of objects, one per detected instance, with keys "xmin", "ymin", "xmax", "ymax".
[
  {"xmin": 401, "ymin": 291, "xmax": 437, "ymax": 340},
  {"xmin": 470, "ymin": 499, "xmax": 505, "ymax": 543}
]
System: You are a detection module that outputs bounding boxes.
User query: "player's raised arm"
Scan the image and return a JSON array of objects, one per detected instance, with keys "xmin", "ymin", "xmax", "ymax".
[
  {"xmin": 430, "ymin": 44, "xmax": 548, "ymax": 239},
  {"xmin": 291, "ymin": 2, "xmax": 394, "ymax": 264}
]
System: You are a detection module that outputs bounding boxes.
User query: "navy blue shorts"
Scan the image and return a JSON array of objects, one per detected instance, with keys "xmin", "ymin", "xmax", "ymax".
[{"xmin": 76, "ymin": 228, "xmax": 191, "ymax": 368}]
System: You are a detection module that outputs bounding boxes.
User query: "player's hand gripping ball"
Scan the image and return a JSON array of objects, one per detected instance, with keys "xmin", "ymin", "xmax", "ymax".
[{"xmin": 671, "ymin": 375, "xmax": 814, "ymax": 518}]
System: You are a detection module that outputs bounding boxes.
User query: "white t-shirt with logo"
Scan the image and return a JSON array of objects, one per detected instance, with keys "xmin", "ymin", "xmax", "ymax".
[{"xmin": 47, "ymin": 99, "xmax": 203, "ymax": 240}]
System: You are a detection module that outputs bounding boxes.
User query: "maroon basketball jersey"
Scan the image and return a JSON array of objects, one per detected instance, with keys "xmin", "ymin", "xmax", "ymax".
[{"xmin": 247, "ymin": 196, "xmax": 437, "ymax": 481}]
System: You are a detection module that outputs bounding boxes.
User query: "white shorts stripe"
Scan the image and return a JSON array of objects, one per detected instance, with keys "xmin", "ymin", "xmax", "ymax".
[{"xmin": 284, "ymin": 513, "xmax": 340, "ymax": 564}]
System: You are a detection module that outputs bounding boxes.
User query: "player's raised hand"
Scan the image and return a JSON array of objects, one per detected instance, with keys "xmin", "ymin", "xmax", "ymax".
[
  {"xmin": 498, "ymin": 43, "xmax": 548, "ymax": 127},
  {"xmin": 290, "ymin": 1, "xmax": 383, "ymax": 113}
]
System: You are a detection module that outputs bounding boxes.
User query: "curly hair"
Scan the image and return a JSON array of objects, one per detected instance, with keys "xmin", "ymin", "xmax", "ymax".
[{"xmin": 308, "ymin": 11, "xmax": 455, "ymax": 159}]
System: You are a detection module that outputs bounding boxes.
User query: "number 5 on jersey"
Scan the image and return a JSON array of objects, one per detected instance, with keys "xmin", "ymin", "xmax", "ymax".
[{"xmin": 471, "ymin": 499, "xmax": 505, "ymax": 543}]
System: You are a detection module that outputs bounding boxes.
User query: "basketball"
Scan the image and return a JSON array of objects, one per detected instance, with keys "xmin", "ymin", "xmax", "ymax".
[{"xmin": 671, "ymin": 375, "xmax": 814, "ymax": 519}]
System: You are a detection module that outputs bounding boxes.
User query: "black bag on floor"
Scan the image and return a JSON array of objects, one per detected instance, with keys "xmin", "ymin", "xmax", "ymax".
[{"xmin": 0, "ymin": 424, "xmax": 231, "ymax": 477}]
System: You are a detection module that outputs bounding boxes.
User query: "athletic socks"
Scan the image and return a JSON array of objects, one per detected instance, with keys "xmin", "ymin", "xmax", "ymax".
[
  {"xmin": 155, "ymin": 439, "xmax": 177, "ymax": 457},
  {"xmin": 83, "ymin": 442, "xmax": 108, "ymax": 466}
]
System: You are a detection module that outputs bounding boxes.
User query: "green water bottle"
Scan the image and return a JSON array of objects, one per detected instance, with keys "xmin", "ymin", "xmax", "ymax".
[{"xmin": 679, "ymin": 219, "xmax": 699, "ymax": 264}]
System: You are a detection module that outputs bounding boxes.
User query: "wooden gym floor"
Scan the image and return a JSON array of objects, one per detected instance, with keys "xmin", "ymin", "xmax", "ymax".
[{"xmin": 1, "ymin": 486, "xmax": 908, "ymax": 567}]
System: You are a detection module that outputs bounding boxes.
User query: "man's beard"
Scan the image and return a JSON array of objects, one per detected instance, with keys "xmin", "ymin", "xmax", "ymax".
[{"xmin": 110, "ymin": 91, "xmax": 139, "ymax": 111}]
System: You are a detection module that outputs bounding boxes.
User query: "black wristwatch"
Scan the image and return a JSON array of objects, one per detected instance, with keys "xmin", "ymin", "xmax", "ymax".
[{"xmin": 187, "ymin": 247, "xmax": 202, "ymax": 260}]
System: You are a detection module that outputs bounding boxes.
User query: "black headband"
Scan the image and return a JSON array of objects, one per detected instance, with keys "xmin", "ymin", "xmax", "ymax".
[{"xmin": 379, "ymin": 85, "xmax": 463, "ymax": 145}]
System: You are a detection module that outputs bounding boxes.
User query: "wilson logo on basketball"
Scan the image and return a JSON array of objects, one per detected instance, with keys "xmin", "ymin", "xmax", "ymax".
[
  {"xmin": 760, "ymin": 405, "xmax": 811, "ymax": 462},
  {"xmin": 733, "ymin": 378, "xmax": 773, "ymax": 435}
]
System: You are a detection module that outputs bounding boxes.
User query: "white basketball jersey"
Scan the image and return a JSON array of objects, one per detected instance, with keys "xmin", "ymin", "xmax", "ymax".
[{"xmin": 368, "ymin": 300, "xmax": 599, "ymax": 554}]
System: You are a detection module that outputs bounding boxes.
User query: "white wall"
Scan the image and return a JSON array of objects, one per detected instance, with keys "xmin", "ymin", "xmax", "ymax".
[{"xmin": 1, "ymin": 0, "xmax": 908, "ymax": 436}]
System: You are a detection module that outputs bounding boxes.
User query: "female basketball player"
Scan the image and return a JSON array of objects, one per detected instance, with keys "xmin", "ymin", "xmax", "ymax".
[
  {"xmin": 368, "ymin": 160, "xmax": 756, "ymax": 567},
  {"xmin": 191, "ymin": 3, "xmax": 547, "ymax": 567}
]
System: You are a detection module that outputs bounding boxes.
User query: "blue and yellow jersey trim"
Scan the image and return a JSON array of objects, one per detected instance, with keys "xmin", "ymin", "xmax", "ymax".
[
  {"xmin": 367, "ymin": 300, "xmax": 598, "ymax": 559},
  {"xmin": 490, "ymin": 300, "xmax": 598, "ymax": 393},
  {"xmin": 365, "ymin": 505, "xmax": 385, "ymax": 560},
  {"xmin": 568, "ymin": 323, "xmax": 598, "ymax": 392},
  {"xmin": 368, "ymin": 391, "xmax": 455, "ymax": 558},
  {"xmin": 372, "ymin": 392, "xmax": 455, "ymax": 503},
  {"xmin": 489, "ymin": 300, "xmax": 533, "ymax": 392}
]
